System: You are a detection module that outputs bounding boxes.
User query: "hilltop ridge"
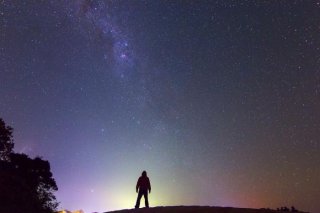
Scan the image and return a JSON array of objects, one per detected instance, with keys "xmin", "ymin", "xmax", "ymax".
[{"xmin": 105, "ymin": 206, "xmax": 306, "ymax": 213}]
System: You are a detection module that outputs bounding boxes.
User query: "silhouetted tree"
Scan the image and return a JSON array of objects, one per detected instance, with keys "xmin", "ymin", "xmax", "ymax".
[
  {"xmin": 281, "ymin": 206, "xmax": 290, "ymax": 212},
  {"xmin": 0, "ymin": 118, "xmax": 14, "ymax": 161},
  {"xmin": 0, "ymin": 118, "xmax": 58, "ymax": 213}
]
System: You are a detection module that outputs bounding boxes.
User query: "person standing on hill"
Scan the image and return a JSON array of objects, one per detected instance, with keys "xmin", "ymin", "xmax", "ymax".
[{"xmin": 135, "ymin": 170, "xmax": 151, "ymax": 208}]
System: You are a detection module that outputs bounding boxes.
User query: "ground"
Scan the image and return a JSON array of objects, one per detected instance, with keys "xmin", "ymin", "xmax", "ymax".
[{"xmin": 105, "ymin": 206, "xmax": 293, "ymax": 213}]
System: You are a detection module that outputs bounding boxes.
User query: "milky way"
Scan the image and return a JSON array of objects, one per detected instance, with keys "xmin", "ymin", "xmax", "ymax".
[
  {"xmin": 69, "ymin": 0, "xmax": 134, "ymax": 72},
  {"xmin": 1, "ymin": 1, "xmax": 319, "ymax": 213}
]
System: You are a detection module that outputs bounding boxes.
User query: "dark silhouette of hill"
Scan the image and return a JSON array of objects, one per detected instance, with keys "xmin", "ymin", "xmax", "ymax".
[{"xmin": 105, "ymin": 206, "xmax": 309, "ymax": 213}]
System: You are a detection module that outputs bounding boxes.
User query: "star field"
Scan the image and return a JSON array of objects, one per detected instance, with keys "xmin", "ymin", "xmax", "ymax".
[{"xmin": 1, "ymin": 1, "xmax": 319, "ymax": 213}]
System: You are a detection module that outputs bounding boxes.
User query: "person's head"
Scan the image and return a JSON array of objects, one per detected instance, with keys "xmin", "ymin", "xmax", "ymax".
[{"xmin": 142, "ymin": 170, "xmax": 147, "ymax": 177}]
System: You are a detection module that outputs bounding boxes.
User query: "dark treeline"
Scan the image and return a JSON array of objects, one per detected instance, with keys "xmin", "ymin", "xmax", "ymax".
[
  {"xmin": 0, "ymin": 118, "xmax": 58, "ymax": 213},
  {"xmin": 276, "ymin": 206, "xmax": 301, "ymax": 212}
]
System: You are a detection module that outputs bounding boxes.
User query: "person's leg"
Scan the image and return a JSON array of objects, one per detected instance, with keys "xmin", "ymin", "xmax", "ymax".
[
  {"xmin": 143, "ymin": 191, "xmax": 149, "ymax": 208},
  {"xmin": 135, "ymin": 191, "xmax": 143, "ymax": 208}
]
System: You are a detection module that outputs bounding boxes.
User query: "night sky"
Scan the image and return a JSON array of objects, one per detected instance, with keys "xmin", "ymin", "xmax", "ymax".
[{"xmin": 1, "ymin": 1, "xmax": 320, "ymax": 213}]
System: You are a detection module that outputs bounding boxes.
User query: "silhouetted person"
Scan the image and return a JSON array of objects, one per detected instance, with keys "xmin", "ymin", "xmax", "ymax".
[
  {"xmin": 135, "ymin": 170, "xmax": 151, "ymax": 208},
  {"xmin": 291, "ymin": 206, "xmax": 298, "ymax": 212}
]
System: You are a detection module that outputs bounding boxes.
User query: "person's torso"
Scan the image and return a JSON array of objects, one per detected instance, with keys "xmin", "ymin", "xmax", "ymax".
[{"xmin": 139, "ymin": 176, "xmax": 149, "ymax": 190}]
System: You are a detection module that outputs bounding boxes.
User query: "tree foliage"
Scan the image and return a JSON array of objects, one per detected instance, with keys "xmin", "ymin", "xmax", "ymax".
[
  {"xmin": 0, "ymin": 118, "xmax": 59, "ymax": 213},
  {"xmin": 0, "ymin": 118, "xmax": 14, "ymax": 161}
]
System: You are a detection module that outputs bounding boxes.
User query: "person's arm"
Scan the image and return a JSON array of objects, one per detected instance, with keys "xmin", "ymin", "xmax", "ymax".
[
  {"xmin": 148, "ymin": 178, "xmax": 151, "ymax": 193},
  {"xmin": 136, "ymin": 178, "xmax": 140, "ymax": 193}
]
